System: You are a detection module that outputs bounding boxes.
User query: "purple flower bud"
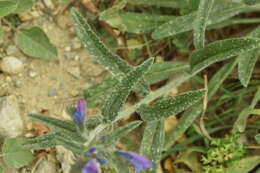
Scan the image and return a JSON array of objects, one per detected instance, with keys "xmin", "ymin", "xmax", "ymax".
[
  {"xmin": 82, "ymin": 160, "xmax": 99, "ymax": 173},
  {"xmin": 87, "ymin": 147, "xmax": 97, "ymax": 155},
  {"xmin": 117, "ymin": 151, "xmax": 152, "ymax": 172},
  {"xmin": 73, "ymin": 98, "xmax": 86, "ymax": 127},
  {"xmin": 96, "ymin": 156, "xmax": 107, "ymax": 165}
]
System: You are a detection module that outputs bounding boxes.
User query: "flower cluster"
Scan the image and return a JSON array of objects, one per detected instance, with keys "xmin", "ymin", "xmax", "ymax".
[{"xmin": 73, "ymin": 99, "xmax": 152, "ymax": 173}]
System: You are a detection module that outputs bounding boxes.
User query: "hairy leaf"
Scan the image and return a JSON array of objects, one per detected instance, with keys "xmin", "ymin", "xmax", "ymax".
[
  {"xmin": 2, "ymin": 138, "xmax": 33, "ymax": 169},
  {"xmin": 84, "ymin": 61, "xmax": 189, "ymax": 108},
  {"xmin": 28, "ymin": 113, "xmax": 77, "ymax": 132},
  {"xmin": 238, "ymin": 26, "xmax": 260, "ymax": 87},
  {"xmin": 129, "ymin": 0, "xmax": 188, "ymax": 8},
  {"xmin": 164, "ymin": 60, "xmax": 237, "ymax": 150},
  {"xmin": 140, "ymin": 119, "xmax": 165, "ymax": 173},
  {"xmin": 16, "ymin": 27, "xmax": 57, "ymax": 59},
  {"xmin": 193, "ymin": 0, "xmax": 214, "ymax": 49},
  {"xmin": 102, "ymin": 58, "xmax": 154, "ymax": 121},
  {"xmin": 100, "ymin": 11, "xmax": 174, "ymax": 34},
  {"xmin": 190, "ymin": 38, "xmax": 260, "ymax": 73},
  {"xmin": 71, "ymin": 8, "xmax": 149, "ymax": 95},
  {"xmin": 152, "ymin": 2, "xmax": 246, "ymax": 40},
  {"xmin": 138, "ymin": 89, "xmax": 206, "ymax": 121},
  {"xmin": 105, "ymin": 121, "xmax": 142, "ymax": 144},
  {"xmin": 225, "ymin": 156, "xmax": 260, "ymax": 173}
]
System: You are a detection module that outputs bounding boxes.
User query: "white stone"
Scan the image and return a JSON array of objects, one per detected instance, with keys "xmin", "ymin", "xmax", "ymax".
[
  {"xmin": 1, "ymin": 56, "xmax": 24, "ymax": 74},
  {"xmin": 0, "ymin": 96, "xmax": 24, "ymax": 138}
]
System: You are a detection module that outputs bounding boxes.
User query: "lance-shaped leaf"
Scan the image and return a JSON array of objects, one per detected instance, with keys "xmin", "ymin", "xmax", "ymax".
[
  {"xmin": 102, "ymin": 58, "xmax": 154, "ymax": 121},
  {"xmin": 137, "ymin": 89, "xmax": 206, "ymax": 121},
  {"xmin": 105, "ymin": 121, "xmax": 142, "ymax": 144},
  {"xmin": 84, "ymin": 61, "xmax": 189, "ymax": 108},
  {"xmin": 140, "ymin": 119, "xmax": 165, "ymax": 173},
  {"xmin": 28, "ymin": 114, "xmax": 77, "ymax": 132},
  {"xmin": 224, "ymin": 156, "xmax": 260, "ymax": 173},
  {"xmin": 0, "ymin": 0, "xmax": 33, "ymax": 17},
  {"xmin": 164, "ymin": 60, "xmax": 238, "ymax": 150},
  {"xmin": 152, "ymin": 2, "xmax": 246, "ymax": 40},
  {"xmin": 193, "ymin": 0, "xmax": 214, "ymax": 49},
  {"xmin": 70, "ymin": 8, "xmax": 149, "ymax": 95},
  {"xmin": 189, "ymin": 38, "xmax": 260, "ymax": 73},
  {"xmin": 16, "ymin": 27, "xmax": 57, "ymax": 59},
  {"xmin": 129, "ymin": 0, "xmax": 188, "ymax": 8},
  {"xmin": 238, "ymin": 26, "xmax": 260, "ymax": 87},
  {"xmin": 233, "ymin": 86, "xmax": 260, "ymax": 133}
]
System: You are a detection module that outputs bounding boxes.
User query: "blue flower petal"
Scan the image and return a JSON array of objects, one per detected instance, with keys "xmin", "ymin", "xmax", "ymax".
[
  {"xmin": 87, "ymin": 147, "xmax": 97, "ymax": 155},
  {"xmin": 96, "ymin": 156, "xmax": 107, "ymax": 165},
  {"xmin": 117, "ymin": 151, "xmax": 152, "ymax": 172},
  {"xmin": 81, "ymin": 160, "xmax": 99, "ymax": 173},
  {"xmin": 73, "ymin": 98, "xmax": 86, "ymax": 127}
]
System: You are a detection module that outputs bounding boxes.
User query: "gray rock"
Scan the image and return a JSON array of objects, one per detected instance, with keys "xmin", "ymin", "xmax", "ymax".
[
  {"xmin": 0, "ymin": 95, "xmax": 24, "ymax": 138},
  {"xmin": 56, "ymin": 146, "xmax": 75, "ymax": 173},
  {"xmin": 6, "ymin": 45, "xmax": 19, "ymax": 55},
  {"xmin": 48, "ymin": 88, "xmax": 56, "ymax": 97},
  {"xmin": 1, "ymin": 56, "xmax": 24, "ymax": 74},
  {"xmin": 34, "ymin": 155, "xmax": 58, "ymax": 173}
]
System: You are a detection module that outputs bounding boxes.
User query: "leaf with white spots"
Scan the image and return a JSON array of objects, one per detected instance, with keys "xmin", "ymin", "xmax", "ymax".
[
  {"xmin": 129, "ymin": 0, "xmax": 188, "ymax": 8},
  {"xmin": 71, "ymin": 8, "xmax": 150, "ymax": 95},
  {"xmin": 238, "ymin": 26, "xmax": 260, "ymax": 87},
  {"xmin": 189, "ymin": 38, "xmax": 260, "ymax": 73},
  {"xmin": 152, "ymin": 2, "xmax": 246, "ymax": 40},
  {"xmin": 193, "ymin": 0, "xmax": 214, "ymax": 49},
  {"xmin": 102, "ymin": 58, "xmax": 154, "ymax": 121},
  {"xmin": 140, "ymin": 119, "xmax": 165, "ymax": 172},
  {"xmin": 137, "ymin": 89, "xmax": 206, "ymax": 121},
  {"xmin": 164, "ymin": 60, "xmax": 237, "ymax": 150}
]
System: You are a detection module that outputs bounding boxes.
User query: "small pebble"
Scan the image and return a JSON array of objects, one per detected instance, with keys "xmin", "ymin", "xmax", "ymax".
[
  {"xmin": 28, "ymin": 71, "xmax": 37, "ymax": 78},
  {"xmin": 1, "ymin": 56, "xmax": 24, "ymax": 74},
  {"xmin": 6, "ymin": 45, "xmax": 19, "ymax": 55},
  {"xmin": 48, "ymin": 88, "xmax": 56, "ymax": 97}
]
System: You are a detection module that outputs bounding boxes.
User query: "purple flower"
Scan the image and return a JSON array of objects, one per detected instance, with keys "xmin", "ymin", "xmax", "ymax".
[
  {"xmin": 87, "ymin": 147, "xmax": 97, "ymax": 155},
  {"xmin": 96, "ymin": 156, "xmax": 107, "ymax": 165},
  {"xmin": 81, "ymin": 160, "xmax": 99, "ymax": 173},
  {"xmin": 117, "ymin": 151, "xmax": 152, "ymax": 172},
  {"xmin": 73, "ymin": 98, "xmax": 86, "ymax": 127}
]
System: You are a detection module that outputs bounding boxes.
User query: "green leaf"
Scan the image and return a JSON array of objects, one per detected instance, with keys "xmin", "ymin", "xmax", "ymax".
[
  {"xmin": 193, "ymin": 0, "xmax": 214, "ymax": 49},
  {"xmin": 14, "ymin": 0, "xmax": 33, "ymax": 13},
  {"xmin": 100, "ymin": 11, "xmax": 174, "ymax": 34},
  {"xmin": 16, "ymin": 27, "xmax": 57, "ymax": 59},
  {"xmin": 105, "ymin": 121, "xmax": 142, "ymax": 144},
  {"xmin": 189, "ymin": 38, "xmax": 260, "ymax": 73},
  {"xmin": 129, "ymin": 0, "xmax": 188, "ymax": 8},
  {"xmin": 0, "ymin": 0, "xmax": 17, "ymax": 16},
  {"xmin": 2, "ymin": 138, "xmax": 33, "ymax": 169},
  {"xmin": 137, "ymin": 89, "xmax": 205, "ymax": 121},
  {"xmin": 225, "ymin": 156, "xmax": 260, "ymax": 173},
  {"xmin": 140, "ymin": 119, "xmax": 165, "ymax": 173},
  {"xmin": 238, "ymin": 26, "xmax": 260, "ymax": 87},
  {"xmin": 0, "ymin": 165, "xmax": 2, "ymax": 173},
  {"xmin": 102, "ymin": 58, "xmax": 154, "ymax": 121},
  {"xmin": 243, "ymin": 0, "xmax": 260, "ymax": 5},
  {"xmin": 28, "ymin": 113, "xmax": 77, "ymax": 132},
  {"xmin": 164, "ymin": 60, "xmax": 237, "ymax": 150},
  {"xmin": 84, "ymin": 61, "xmax": 189, "ymax": 108},
  {"xmin": 71, "ymin": 8, "xmax": 149, "ymax": 95},
  {"xmin": 71, "ymin": 8, "xmax": 131, "ymax": 76},
  {"xmin": 233, "ymin": 86, "xmax": 260, "ymax": 133},
  {"xmin": 255, "ymin": 133, "xmax": 260, "ymax": 143},
  {"xmin": 152, "ymin": 2, "xmax": 246, "ymax": 40}
]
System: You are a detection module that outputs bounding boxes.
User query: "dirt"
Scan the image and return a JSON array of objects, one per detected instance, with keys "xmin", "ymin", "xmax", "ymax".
[{"xmin": 0, "ymin": 1, "xmax": 106, "ymax": 129}]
